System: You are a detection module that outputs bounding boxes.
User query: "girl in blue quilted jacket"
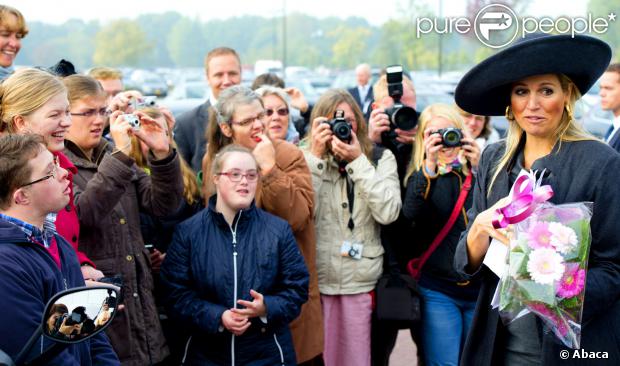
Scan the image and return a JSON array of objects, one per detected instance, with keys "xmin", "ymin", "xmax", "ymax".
[{"xmin": 161, "ymin": 144, "xmax": 309, "ymax": 365}]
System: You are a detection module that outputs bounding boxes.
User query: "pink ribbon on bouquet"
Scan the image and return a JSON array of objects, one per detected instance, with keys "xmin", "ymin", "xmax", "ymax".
[{"xmin": 492, "ymin": 170, "xmax": 554, "ymax": 229}]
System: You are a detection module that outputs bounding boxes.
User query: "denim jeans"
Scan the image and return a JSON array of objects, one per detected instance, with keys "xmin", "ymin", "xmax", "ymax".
[{"xmin": 419, "ymin": 285, "xmax": 476, "ymax": 366}]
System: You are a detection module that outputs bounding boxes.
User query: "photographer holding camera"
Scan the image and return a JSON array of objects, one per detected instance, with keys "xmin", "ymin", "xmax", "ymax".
[
  {"xmin": 62, "ymin": 75, "xmax": 183, "ymax": 365},
  {"xmin": 366, "ymin": 66, "xmax": 423, "ymax": 366},
  {"xmin": 402, "ymin": 103, "xmax": 481, "ymax": 366},
  {"xmin": 301, "ymin": 88, "xmax": 401, "ymax": 366}
]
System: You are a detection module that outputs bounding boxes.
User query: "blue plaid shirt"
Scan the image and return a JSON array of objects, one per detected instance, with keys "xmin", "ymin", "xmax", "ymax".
[{"xmin": 0, "ymin": 213, "xmax": 55, "ymax": 248}]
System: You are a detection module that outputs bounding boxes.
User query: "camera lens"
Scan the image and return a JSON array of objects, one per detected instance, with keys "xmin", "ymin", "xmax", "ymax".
[
  {"xmin": 333, "ymin": 121, "xmax": 352, "ymax": 142},
  {"xmin": 442, "ymin": 129, "xmax": 462, "ymax": 147},
  {"xmin": 392, "ymin": 106, "xmax": 418, "ymax": 131}
]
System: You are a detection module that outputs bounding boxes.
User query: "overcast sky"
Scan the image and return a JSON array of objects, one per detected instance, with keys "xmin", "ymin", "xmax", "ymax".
[{"xmin": 7, "ymin": 0, "xmax": 588, "ymax": 27}]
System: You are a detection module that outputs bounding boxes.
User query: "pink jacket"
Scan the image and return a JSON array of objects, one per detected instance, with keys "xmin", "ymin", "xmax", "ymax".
[{"xmin": 54, "ymin": 151, "xmax": 94, "ymax": 267}]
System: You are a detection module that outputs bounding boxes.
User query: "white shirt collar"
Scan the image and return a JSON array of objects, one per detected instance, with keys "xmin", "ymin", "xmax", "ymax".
[
  {"xmin": 613, "ymin": 114, "xmax": 620, "ymax": 130},
  {"xmin": 209, "ymin": 91, "xmax": 217, "ymax": 106}
]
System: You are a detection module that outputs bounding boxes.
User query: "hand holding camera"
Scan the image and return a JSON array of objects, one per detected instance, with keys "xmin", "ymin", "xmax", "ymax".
[
  {"xmin": 460, "ymin": 135, "xmax": 481, "ymax": 168},
  {"xmin": 310, "ymin": 116, "xmax": 333, "ymax": 158},
  {"xmin": 331, "ymin": 131, "xmax": 361, "ymax": 163}
]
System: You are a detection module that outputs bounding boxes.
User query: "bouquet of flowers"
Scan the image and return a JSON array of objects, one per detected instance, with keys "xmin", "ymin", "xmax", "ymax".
[{"xmin": 492, "ymin": 170, "xmax": 592, "ymax": 349}]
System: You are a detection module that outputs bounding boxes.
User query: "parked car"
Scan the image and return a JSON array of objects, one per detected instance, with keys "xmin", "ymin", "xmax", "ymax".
[
  {"xmin": 125, "ymin": 70, "xmax": 169, "ymax": 97},
  {"xmin": 162, "ymin": 81, "xmax": 209, "ymax": 117}
]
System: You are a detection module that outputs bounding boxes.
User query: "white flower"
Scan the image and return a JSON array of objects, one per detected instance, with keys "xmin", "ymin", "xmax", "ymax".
[
  {"xmin": 527, "ymin": 247, "xmax": 565, "ymax": 285},
  {"xmin": 548, "ymin": 222, "xmax": 578, "ymax": 254}
]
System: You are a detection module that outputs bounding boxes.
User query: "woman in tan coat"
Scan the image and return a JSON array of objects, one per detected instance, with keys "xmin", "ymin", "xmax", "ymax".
[{"xmin": 202, "ymin": 85, "xmax": 323, "ymax": 365}]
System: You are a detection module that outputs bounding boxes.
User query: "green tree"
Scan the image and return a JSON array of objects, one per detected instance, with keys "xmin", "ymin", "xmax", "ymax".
[
  {"xmin": 588, "ymin": 0, "xmax": 620, "ymax": 59},
  {"xmin": 92, "ymin": 20, "xmax": 154, "ymax": 66},
  {"xmin": 329, "ymin": 26, "xmax": 371, "ymax": 68},
  {"xmin": 167, "ymin": 18, "xmax": 206, "ymax": 67}
]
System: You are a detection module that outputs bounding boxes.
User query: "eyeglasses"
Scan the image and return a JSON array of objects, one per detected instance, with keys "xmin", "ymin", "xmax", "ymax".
[
  {"xmin": 216, "ymin": 169, "xmax": 259, "ymax": 182},
  {"xmin": 70, "ymin": 108, "xmax": 111, "ymax": 118},
  {"xmin": 265, "ymin": 108, "xmax": 289, "ymax": 117},
  {"xmin": 21, "ymin": 156, "xmax": 61, "ymax": 187},
  {"xmin": 230, "ymin": 112, "xmax": 266, "ymax": 127}
]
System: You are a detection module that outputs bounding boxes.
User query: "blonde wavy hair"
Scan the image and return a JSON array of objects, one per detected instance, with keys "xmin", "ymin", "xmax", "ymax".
[
  {"xmin": 405, "ymin": 103, "xmax": 469, "ymax": 184},
  {"xmin": 0, "ymin": 68, "xmax": 66, "ymax": 133},
  {"xmin": 488, "ymin": 74, "xmax": 596, "ymax": 193}
]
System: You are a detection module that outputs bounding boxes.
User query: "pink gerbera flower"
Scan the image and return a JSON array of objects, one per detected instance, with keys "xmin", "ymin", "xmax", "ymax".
[
  {"xmin": 527, "ymin": 221, "xmax": 553, "ymax": 249},
  {"xmin": 557, "ymin": 263, "xmax": 586, "ymax": 298}
]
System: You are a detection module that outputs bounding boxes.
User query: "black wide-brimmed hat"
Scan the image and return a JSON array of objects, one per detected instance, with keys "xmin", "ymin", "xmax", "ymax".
[{"xmin": 455, "ymin": 34, "xmax": 611, "ymax": 116}]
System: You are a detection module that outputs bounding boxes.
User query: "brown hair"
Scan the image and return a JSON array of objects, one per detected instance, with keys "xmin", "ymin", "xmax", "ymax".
[
  {"xmin": 129, "ymin": 107, "xmax": 201, "ymax": 204},
  {"xmin": 605, "ymin": 63, "xmax": 620, "ymax": 79},
  {"xmin": 0, "ymin": 134, "xmax": 45, "ymax": 209},
  {"xmin": 0, "ymin": 5, "xmax": 28, "ymax": 37},
  {"xmin": 0, "ymin": 68, "xmax": 66, "ymax": 133},
  {"xmin": 62, "ymin": 75, "xmax": 107, "ymax": 106},
  {"xmin": 88, "ymin": 67, "xmax": 123, "ymax": 81},
  {"xmin": 204, "ymin": 47, "xmax": 241, "ymax": 76},
  {"xmin": 454, "ymin": 105, "xmax": 492, "ymax": 139},
  {"xmin": 306, "ymin": 88, "xmax": 373, "ymax": 160},
  {"xmin": 251, "ymin": 73, "xmax": 285, "ymax": 90},
  {"xmin": 212, "ymin": 144, "xmax": 257, "ymax": 175}
]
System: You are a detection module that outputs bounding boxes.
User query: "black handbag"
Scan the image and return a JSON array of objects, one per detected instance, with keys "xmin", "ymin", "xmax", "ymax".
[{"xmin": 375, "ymin": 271, "xmax": 422, "ymax": 327}]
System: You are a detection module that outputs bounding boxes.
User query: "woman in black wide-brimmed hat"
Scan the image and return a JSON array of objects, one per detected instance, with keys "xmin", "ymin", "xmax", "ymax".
[{"xmin": 453, "ymin": 34, "xmax": 620, "ymax": 365}]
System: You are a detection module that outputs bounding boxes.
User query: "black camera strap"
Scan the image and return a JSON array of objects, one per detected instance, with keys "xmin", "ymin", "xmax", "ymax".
[{"xmin": 338, "ymin": 163, "xmax": 355, "ymax": 231}]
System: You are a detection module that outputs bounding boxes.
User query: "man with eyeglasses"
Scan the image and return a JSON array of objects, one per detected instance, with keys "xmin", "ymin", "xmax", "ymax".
[
  {"xmin": 0, "ymin": 134, "xmax": 120, "ymax": 365},
  {"xmin": 175, "ymin": 47, "xmax": 242, "ymax": 173}
]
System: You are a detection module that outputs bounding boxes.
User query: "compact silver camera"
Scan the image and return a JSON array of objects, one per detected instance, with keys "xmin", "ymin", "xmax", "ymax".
[
  {"xmin": 133, "ymin": 96, "xmax": 157, "ymax": 109},
  {"xmin": 124, "ymin": 114, "xmax": 140, "ymax": 130}
]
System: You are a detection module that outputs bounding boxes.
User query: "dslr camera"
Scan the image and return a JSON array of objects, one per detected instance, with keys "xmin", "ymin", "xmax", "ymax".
[
  {"xmin": 382, "ymin": 65, "xmax": 418, "ymax": 142},
  {"xmin": 323, "ymin": 110, "xmax": 352, "ymax": 143},
  {"xmin": 436, "ymin": 128, "xmax": 463, "ymax": 147}
]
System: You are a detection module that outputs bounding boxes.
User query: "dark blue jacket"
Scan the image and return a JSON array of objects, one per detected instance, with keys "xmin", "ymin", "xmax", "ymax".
[
  {"xmin": 160, "ymin": 197, "xmax": 309, "ymax": 365},
  {"xmin": 0, "ymin": 218, "xmax": 119, "ymax": 365}
]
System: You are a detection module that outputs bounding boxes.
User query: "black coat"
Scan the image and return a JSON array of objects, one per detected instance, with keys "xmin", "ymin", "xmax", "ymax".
[
  {"xmin": 174, "ymin": 101, "xmax": 211, "ymax": 173},
  {"xmin": 348, "ymin": 86, "xmax": 373, "ymax": 121},
  {"xmin": 455, "ymin": 140, "xmax": 620, "ymax": 365},
  {"xmin": 160, "ymin": 197, "xmax": 309, "ymax": 365},
  {"xmin": 403, "ymin": 169, "xmax": 476, "ymax": 287}
]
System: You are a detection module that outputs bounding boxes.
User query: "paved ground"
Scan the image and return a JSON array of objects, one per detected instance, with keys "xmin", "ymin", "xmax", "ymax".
[{"xmin": 389, "ymin": 330, "xmax": 419, "ymax": 366}]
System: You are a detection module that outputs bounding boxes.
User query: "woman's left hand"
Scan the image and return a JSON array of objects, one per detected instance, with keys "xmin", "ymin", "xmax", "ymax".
[
  {"xmin": 232, "ymin": 289, "xmax": 267, "ymax": 318},
  {"xmin": 461, "ymin": 136, "xmax": 481, "ymax": 168},
  {"xmin": 133, "ymin": 111, "xmax": 170, "ymax": 159},
  {"xmin": 330, "ymin": 131, "xmax": 362, "ymax": 163}
]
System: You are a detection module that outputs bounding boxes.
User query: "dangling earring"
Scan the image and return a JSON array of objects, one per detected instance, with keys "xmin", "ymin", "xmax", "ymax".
[
  {"xmin": 564, "ymin": 104, "xmax": 573, "ymax": 121},
  {"xmin": 505, "ymin": 106, "xmax": 515, "ymax": 122}
]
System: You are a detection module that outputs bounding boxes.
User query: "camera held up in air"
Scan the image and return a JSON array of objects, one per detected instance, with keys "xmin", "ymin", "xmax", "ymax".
[{"xmin": 382, "ymin": 65, "xmax": 418, "ymax": 143}]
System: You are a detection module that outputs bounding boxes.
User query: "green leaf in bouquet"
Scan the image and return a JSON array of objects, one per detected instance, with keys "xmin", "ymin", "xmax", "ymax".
[
  {"xmin": 515, "ymin": 236, "xmax": 530, "ymax": 254},
  {"xmin": 509, "ymin": 251, "xmax": 528, "ymax": 277},
  {"xmin": 559, "ymin": 295, "xmax": 581, "ymax": 310},
  {"xmin": 517, "ymin": 279, "xmax": 557, "ymax": 306},
  {"xmin": 499, "ymin": 276, "xmax": 523, "ymax": 311},
  {"xmin": 578, "ymin": 222, "xmax": 591, "ymax": 264}
]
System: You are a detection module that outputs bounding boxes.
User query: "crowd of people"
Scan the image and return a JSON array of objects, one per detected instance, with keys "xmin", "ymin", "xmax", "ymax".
[{"xmin": 0, "ymin": 4, "xmax": 619, "ymax": 366}]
